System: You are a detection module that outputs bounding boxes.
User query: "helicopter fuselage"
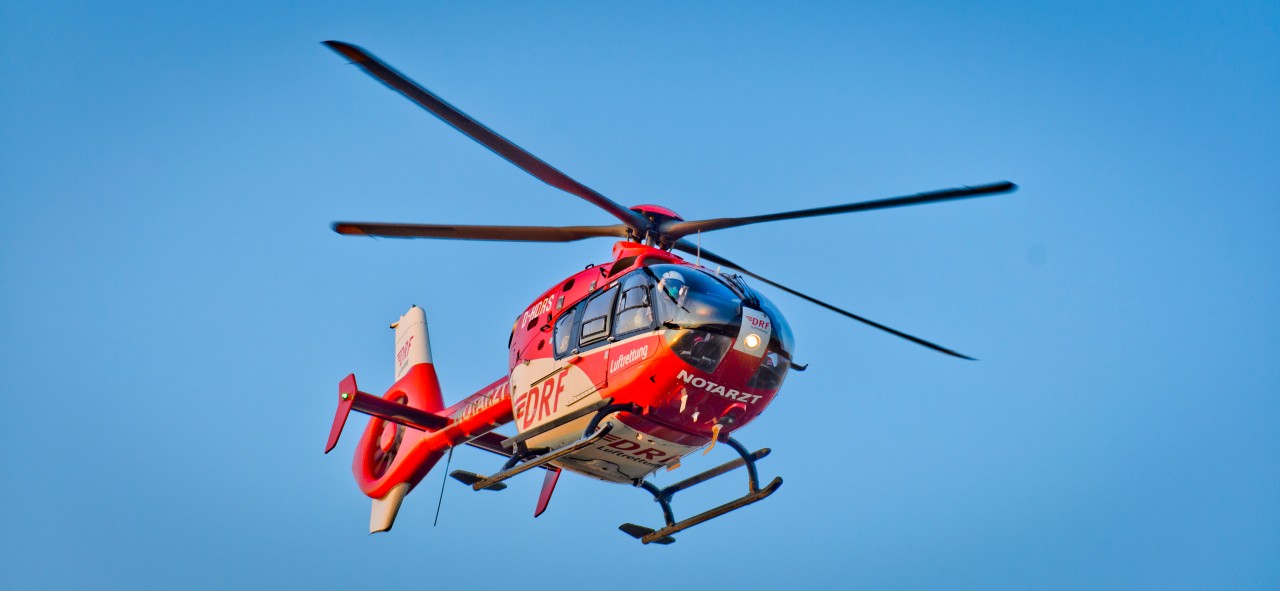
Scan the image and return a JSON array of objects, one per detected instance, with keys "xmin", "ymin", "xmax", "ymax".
[
  {"xmin": 506, "ymin": 241, "xmax": 794, "ymax": 484},
  {"xmin": 321, "ymin": 40, "xmax": 1015, "ymax": 540}
]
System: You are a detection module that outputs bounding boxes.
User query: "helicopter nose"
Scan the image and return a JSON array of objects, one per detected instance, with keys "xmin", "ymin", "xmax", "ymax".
[{"xmin": 732, "ymin": 308, "xmax": 772, "ymax": 358}]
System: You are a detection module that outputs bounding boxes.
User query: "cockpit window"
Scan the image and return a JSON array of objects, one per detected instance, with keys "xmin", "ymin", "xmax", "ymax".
[
  {"xmin": 553, "ymin": 306, "xmax": 577, "ymax": 356},
  {"xmin": 747, "ymin": 349, "xmax": 790, "ymax": 390},
  {"xmin": 578, "ymin": 286, "xmax": 618, "ymax": 347},
  {"xmin": 645, "ymin": 264, "xmax": 794, "ymax": 379},
  {"xmin": 648, "ymin": 265, "xmax": 743, "ymax": 330},
  {"xmin": 659, "ymin": 271, "xmax": 685, "ymax": 301},
  {"xmin": 613, "ymin": 272, "xmax": 654, "ymax": 337},
  {"xmin": 752, "ymin": 289, "xmax": 794, "ymax": 357}
]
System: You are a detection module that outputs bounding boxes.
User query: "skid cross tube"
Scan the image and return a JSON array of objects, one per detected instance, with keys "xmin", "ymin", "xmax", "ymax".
[
  {"xmin": 497, "ymin": 400, "xmax": 641, "ymax": 470},
  {"xmin": 501, "ymin": 398, "xmax": 614, "ymax": 449},
  {"xmin": 465, "ymin": 399, "xmax": 640, "ymax": 491},
  {"xmin": 469, "ymin": 401, "xmax": 643, "ymax": 491},
  {"xmin": 583, "ymin": 402, "xmax": 643, "ymax": 436},
  {"xmin": 620, "ymin": 435, "xmax": 783, "ymax": 545},
  {"xmin": 469, "ymin": 425, "xmax": 614, "ymax": 491}
]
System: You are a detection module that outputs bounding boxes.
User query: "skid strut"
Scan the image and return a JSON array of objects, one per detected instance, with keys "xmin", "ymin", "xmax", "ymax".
[
  {"xmin": 619, "ymin": 436, "xmax": 783, "ymax": 545},
  {"xmin": 450, "ymin": 399, "xmax": 640, "ymax": 492}
]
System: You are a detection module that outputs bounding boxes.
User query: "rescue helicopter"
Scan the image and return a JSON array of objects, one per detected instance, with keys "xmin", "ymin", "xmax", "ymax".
[{"xmin": 321, "ymin": 40, "xmax": 1018, "ymax": 544}]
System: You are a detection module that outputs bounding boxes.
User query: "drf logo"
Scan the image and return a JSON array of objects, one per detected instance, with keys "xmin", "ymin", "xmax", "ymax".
[
  {"xmin": 514, "ymin": 370, "xmax": 569, "ymax": 430},
  {"xmin": 735, "ymin": 307, "xmax": 772, "ymax": 357},
  {"xmin": 599, "ymin": 433, "xmax": 679, "ymax": 466},
  {"xmin": 396, "ymin": 335, "xmax": 415, "ymax": 367}
]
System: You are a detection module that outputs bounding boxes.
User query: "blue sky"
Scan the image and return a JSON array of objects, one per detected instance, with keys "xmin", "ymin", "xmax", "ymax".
[{"xmin": 2, "ymin": 1, "xmax": 1277, "ymax": 589}]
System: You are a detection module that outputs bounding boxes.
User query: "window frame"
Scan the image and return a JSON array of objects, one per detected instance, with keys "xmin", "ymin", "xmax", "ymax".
[
  {"xmin": 612, "ymin": 271, "xmax": 656, "ymax": 339},
  {"xmin": 552, "ymin": 303, "xmax": 580, "ymax": 358},
  {"xmin": 552, "ymin": 271, "xmax": 663, "ymax": 360},
  {"xmin": 577, "ymin": 286, "xmax": 619, "ymax": 350}
]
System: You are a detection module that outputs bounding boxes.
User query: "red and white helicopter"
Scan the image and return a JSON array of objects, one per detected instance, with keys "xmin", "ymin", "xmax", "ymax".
[{"xmin": 321, "ymin": 41, "xmax": 1018, "ymax": 544}]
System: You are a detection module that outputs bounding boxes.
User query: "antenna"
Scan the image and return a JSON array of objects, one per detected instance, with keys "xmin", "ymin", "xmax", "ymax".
[{"xmin": 433, "ymin": 447, "xmax": 454, "ymax": 526}]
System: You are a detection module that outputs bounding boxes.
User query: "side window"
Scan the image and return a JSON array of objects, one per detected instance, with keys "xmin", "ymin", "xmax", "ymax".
[
  {"xmin": 614, "ymin": 272, "xmax": 654, "ymax": 337},
  {"xmin": 553, "ymin": 306, "xmax": 578, "ymax": 357},
  {"xmin": 579, "ymin": 287, "xmax": 618, "ymax": 347}
]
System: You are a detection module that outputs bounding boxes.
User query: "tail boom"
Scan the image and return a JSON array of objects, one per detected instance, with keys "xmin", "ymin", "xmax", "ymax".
[
  {"xmin": 327, "ymin": 371, "xmax": 515, "ymax": 500},
  {"xmin": 326, "ymin": 371, "xmax": 448, "ymax": 454}
]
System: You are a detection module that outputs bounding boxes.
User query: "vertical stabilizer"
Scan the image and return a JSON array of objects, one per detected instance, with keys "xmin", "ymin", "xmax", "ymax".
[
  {"xmin": 370, "ymin": 482, "xmax": 411, "ymax": 533},
  {"xmin": 393, "ymin": 306, "xmax": 432, "ymax": 381},
  {"xmin": 345, "ymin": 306, "xmax": 445, "ymax": 533}
]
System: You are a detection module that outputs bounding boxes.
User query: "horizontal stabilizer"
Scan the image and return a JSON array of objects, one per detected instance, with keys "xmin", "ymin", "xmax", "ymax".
[{"xmin": 326, "ymin": 373, "xmax": 450, "ymax": 454}]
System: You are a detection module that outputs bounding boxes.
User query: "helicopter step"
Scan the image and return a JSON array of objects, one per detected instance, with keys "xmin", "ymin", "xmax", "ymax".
[
  {"xmin": 451, "ymin": 399, "xmax": 639, "ymax": 492},
  {"xmin": 454, "ymin": 424, "xmax": 615, "ymax": 492},
  {"xmin": 500, "ymin": 397, "xmax": 615, "ymax": 450},
  {"xmin": 619, "ymin": 436, "xmax": 782, "ymax": 545}
]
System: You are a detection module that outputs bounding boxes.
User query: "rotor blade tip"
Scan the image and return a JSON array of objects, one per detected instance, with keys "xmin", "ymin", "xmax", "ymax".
[
  {"xmin": 935, "ymin": 346, "xmax": 976, "ymax": 360},
  {"xmin": 332, "ymin": 222, "xmax": 365, "ymax": 236},
  {"xmin": 322, "ymin": 40, "xmax": 368, "ymax": 62}
]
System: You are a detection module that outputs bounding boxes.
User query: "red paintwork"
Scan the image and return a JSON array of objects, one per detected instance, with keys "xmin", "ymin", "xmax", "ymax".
[
  {"xmin": 338, "ymin": 240, "xmax": 789, "ymax": 498},
  {"xmin": 351, "ymin": 365, "xmax": 513, "ymax": 499},
  {"xmin": 629, "ymin": 204, "xmax": 683, "ymax": 221},
  {"xmin": 507, "ymin": 242, "xmax": 782, "ymax": 445},
  {"xmin": 534, "ymin": 468, "xmax": 560, "ymax": 518},
  {"xmin": 326, "ymin": 374, "xmax": 358, "ymax": 453}
]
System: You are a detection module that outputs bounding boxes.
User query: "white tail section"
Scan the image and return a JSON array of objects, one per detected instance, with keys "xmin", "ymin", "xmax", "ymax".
[
  {"xmin": 369, "ymin": 482, "xmax": 410, "ymax": 533},
  {"xmin": 392, "ymin": 306, "xmax": 433, "ymax": 381}
]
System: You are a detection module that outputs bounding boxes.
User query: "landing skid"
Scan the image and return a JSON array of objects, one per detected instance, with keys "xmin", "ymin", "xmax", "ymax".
[
  {"xmin": 452, "ymin": 425, "xmax": 613, "ymax": 491},
  {"xmin": 450, "ymin": 399, "xmax": 640, "ymax": 492},
  {"xmin": 619, "ymin": 436, "xmax": 782, "ymax": 545}
]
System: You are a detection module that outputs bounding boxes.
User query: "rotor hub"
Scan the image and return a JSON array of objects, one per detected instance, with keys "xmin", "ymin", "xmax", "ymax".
[
  {"xmin": 629, "ymin": 204, "xmax": 683, "ymax": 223},
  {"xmin": 629, "ymin": 204, "xmax": 683, "ymax": 248}
]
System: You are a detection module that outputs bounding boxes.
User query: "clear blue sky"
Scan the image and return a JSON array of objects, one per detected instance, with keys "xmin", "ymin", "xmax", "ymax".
[{"xmin": 2, "ymin": 1, "xmax": 1277, "ymax": 589}]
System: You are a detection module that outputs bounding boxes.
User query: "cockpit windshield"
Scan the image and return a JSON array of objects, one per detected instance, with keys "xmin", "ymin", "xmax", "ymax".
[
  {"xmin": 646, "ymin": 264, "xmax": 794, "ymax": 387},
  {"xmin": 743, "ymin": 283, "xmax": 795, "ymax": 356},
  {"xmin": 647, "ymin": 264, "xmax": 743, "ymax": 331}
]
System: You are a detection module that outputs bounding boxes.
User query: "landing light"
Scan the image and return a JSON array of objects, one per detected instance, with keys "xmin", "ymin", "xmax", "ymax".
[{"xmin": 743, "ymin": 334, "xmax": 762, "ymax": 350}]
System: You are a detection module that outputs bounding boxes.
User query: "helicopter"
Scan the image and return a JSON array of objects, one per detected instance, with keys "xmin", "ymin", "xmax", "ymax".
[{"xmin": 320, "ymin": 40, "xmax": 1018, "ymax": 545}]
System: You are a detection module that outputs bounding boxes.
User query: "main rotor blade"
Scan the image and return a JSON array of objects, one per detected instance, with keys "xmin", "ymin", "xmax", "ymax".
[
  {"xmin": 323, "ymin": 41, "xmax": 649, "ymax": 233},
  {"xmin": 333, "ymin": 221, "xmax": 629, "ymax": 242},
  {"xmin": 672, "ymin": 239, "xmax": 974, "ymax": 360},
  {"xmin": 660, "ymin": 182, "xmax": 1017, "ymax": 239}
]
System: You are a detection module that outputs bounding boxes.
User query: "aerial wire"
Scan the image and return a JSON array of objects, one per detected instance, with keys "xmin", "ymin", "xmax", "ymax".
[{"xmin": 433, "ymin": 446, "xmax": 454, "ymax": 526}]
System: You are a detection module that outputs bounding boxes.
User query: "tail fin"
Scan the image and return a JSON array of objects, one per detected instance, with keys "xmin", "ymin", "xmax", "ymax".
[
  {"xmin": 326, "ymin": 306, "xmax": 517, "ymax": 533},
  {"xmin": 392, "ymin": 305, "xmax": 432, "ymax": 381},
  {"xmin": 370, "ymin": 483, "xmax": 411, "ymax": 533},
  {"xmin": 351, "ymin": 307, "xmax": 447, "ymax": 532}
]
